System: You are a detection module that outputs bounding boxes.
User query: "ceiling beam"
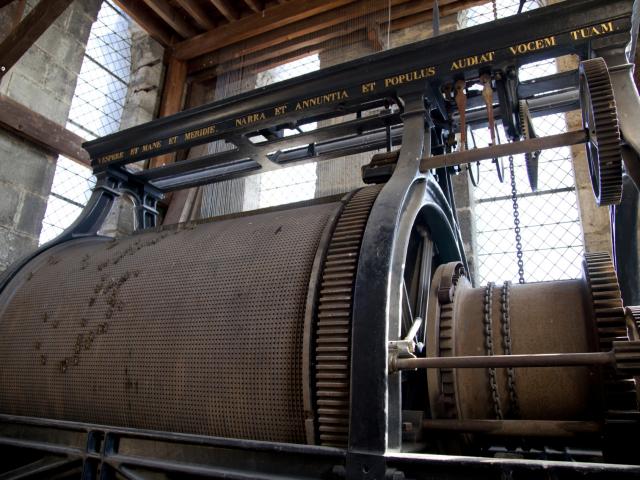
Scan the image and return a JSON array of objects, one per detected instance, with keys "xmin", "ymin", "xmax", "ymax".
[
  {"xmin": 175, "ymin": 0, "xmax": 216, "ymax": 31},
  {"xmin": 0, "ymin": 0, "xmax": 74, "ymax": 79},
  {"xmin": 210, "ymin": 0, "xmax": 239, "ymax": 21},
  {"xmin": 188, "ymin": 0, "xmax": 477, "ymax": 74},
  {"xmin": 114, "ymin": 1, "xmax": 173, "ymax": 46},
  {"xmin": 0, "ymin": 94, "xmax": 90, "ymax": 166},
  {"xmin": 142, "ymin": 0, "xmax": 198, "ymax": 38},
  {"xmin": 151, "ymin": 55, "xmax": 188, "ymax": 168},
  {"xmin": 190, "ymin": 0, "xmax": 488, "ymax": 81},
  {"xmin": 173, "ymin": 0, "xmax": 356, "ymax": 60},
  {"xmin": 243, "ymin": 0, "xmax": 264, "ymax": 13},
  {"xmin": 189, "ymin": 0, "xmax": 413, "ymax": 70}
]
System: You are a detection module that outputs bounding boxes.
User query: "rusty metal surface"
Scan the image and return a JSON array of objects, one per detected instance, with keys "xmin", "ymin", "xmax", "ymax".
[
  {"xmin": 0, "ymin": 201, "xmax": 342, "ymax": 443},
  {"xmin": 427, "ymin": 264, "xmax": 600, "ymax": 422}
]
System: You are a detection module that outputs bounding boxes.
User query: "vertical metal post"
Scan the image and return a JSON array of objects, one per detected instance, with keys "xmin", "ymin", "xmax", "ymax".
[{"xmin": 348, "ymin": 88, "xmax": 428, "ymax": 479}]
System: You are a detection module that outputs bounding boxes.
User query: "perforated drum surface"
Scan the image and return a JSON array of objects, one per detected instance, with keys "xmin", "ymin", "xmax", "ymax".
[{"xmin": 0, "ymin": 201, "xmax": 342, "ymax": 443}]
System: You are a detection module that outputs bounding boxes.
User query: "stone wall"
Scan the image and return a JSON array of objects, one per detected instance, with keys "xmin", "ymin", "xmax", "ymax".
[
  {"xmin": 100, "ymin": 21, "xmax": 164, "ymax": 237},
  {"xmin": 0, "ymin": 0, "xmax": 102, "ymax": 272}
]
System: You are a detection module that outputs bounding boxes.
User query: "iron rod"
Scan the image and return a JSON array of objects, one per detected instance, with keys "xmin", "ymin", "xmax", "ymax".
[
  {"xmin": 422, "ymin": 419, "xmax": 602, "ymax": 437},
  {"xmin": 394, "ymin": 350, "xmax": 614, "ymax": 370},
  {"xmin": 420, "ymin": 130, "xmax": 588, "ymax": 171}
]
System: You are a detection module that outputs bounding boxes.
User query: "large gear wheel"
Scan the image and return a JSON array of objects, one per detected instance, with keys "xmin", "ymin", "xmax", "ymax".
[
  {"xmin": 579, "ymin": 58, "xmax": 623, "ymax": 206},
  {"xmin": 583, "ymin": 252, "xmax": 627, "ymax": 350},
  {"xmin": 583, "ymin": 252, "xmax": 639, "ymax": 461},
  {"xmin": 312, "ymin": 185, "xmax": 382, "ymax": 447},
  {"xmin": 518, "ymin": 99, "xmax": 540, "ymax": 192}
]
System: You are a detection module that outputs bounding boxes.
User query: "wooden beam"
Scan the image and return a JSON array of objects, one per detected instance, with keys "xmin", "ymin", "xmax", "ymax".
[
  {"xmin": 173, "ymin": 0, "xmax": 356, "ymax": 60},
  {"xmin": 0, "ymin": 94, "xmax": 90, "ymax": 166},
  {"xmin": 188, "ymin": 0, "xmax": 415, "ymax": 71},
  {"xmin": 243, "ymin": 0, "xmax": 264, "ymax": 13},
  {"xmin": 151, "ymin": 56, "xmax": 188, "ymax": 168},
  {"xmin": 0, "ymin": 0, "xmax": 74, "ymax": 79},
  {"xmin": 142, "ymin": 0, "xmax": 198, "ymax": 39},
  {"xmin": 12, "ymin": 0, "xmax": 26, "ymax": 27},
  {"xmin": 188, "ymin": 0, "xmax": 470, "ymax": 74},
  {"xmin": 190, "ymin": 0, "xmax": 488, "ymax": 81},
  {"xmin": 163, "ymin": 81, "xmax": 212, "ymax": 225},
  {"xmin": 175, "ymin": 0, "xmax": 216, "ymax": 31},
  {"xmin": 210, "ymin": 0, "xmax": 239, "ymax": 21},
  {"xmin": 114, "ymin": 0, "xmax": 174, "ymax": 46},
  {"xmin": 159, "ymin": 57, "xmax": 188, "ymax": 117}
]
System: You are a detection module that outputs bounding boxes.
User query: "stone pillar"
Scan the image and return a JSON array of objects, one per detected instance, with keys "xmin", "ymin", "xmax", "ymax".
[
  {"xmin": 0, "ymin": 0, "xmax": 102, "ymax": 272},
  {"xmin": 118, "ymin": 22, "xmax": 163, "ymax": 130},
  {"xmin": 100, "ymin": 21, "xmax": 164, "ymax": 237}
]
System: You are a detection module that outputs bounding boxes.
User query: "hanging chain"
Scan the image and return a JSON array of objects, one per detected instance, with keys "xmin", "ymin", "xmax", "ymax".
[
  {"xmin": 500, "ymin": 281, "xmax": 520, "ymax": 418},
  {"xmin": 483, "ymin": 282, "xmax": 503, "ymax": 419},
  {"xmin": 508, "ymin": 155, "xmax": 525, "ymax": 284}
]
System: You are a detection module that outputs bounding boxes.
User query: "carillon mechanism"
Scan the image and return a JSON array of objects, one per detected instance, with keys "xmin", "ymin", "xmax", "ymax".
[{"xmin": 1, "ymin": 0, "xmax": 640, "ymax": 478}]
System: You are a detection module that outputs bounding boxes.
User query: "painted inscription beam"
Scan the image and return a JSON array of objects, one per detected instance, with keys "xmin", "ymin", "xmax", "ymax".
[{"xmin": 83, "ymin": 0, "xmax": 634, "ymax": 185}]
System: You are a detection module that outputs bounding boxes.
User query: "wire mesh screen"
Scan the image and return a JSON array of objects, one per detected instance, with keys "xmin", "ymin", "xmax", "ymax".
[
  {"xmin": 40, "ymin": 157, "xmax": 95, "ymax": 244},
  {"xmin": 460, "ymin": 0, "xmax": 585, "ymax": 284},
  {"xmin": 39, "ymin": 1, "xmax": 132, "ymax": 244},
  {"xmin": 470, "ymin": 109, "xmax": 584, "ymax": 284},
  {"xmin": 459, "ymin": 0, "xmax": 546, "ymax": 27},
  {"xmin": 67, "ymin": 1, "xmax": 131, "ymax": 141}
]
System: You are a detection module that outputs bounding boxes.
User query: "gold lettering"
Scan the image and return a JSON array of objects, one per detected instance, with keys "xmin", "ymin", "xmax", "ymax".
[
  {"xmin": 570, "ymin": 21, "xmax": 615, "ymax": 41},
  {"xmin": 601, "ymin": 21, "xmax": 614, "ymax": 33},
  {"xmin": 98, "ymin": 151, "xmax": 124, "ymax": 164},
  {"xmin": 141, "ymin": 141, "xmax": 162, "ymax": 153},
  {"xmin": 509, "ymin": 36, "xmax": 556, "ymax": 55},
  {"xmin": 383, "ymin": 67, "xmax": 436, "ymax": 87},
  {"xmin": 450, "ymin": 52, "xmax": 494, "ymax": 71},
  {"xmin": 295, "ymin": 90, "xmax": 349, "ymax": 111},
  {"xmin": 274, "ymin": 105, "xmax": 287, "ymax": 116},
  {"xmin": 168, "ymin": 136, "xmax": 178, "ymax": 145},
  {"xmin": 129, "ymin": 147, "xmax": 139, "ymax": 156},
  {"xmin": 362, "ymin": 81, "xmax": 376, "ymax": 94},
  {"xmin": 235, "ymin": 112, "xmax": 267, "ymax": 127},
  {"xmin": 184, "ymin": 125, "xmax": 216, "ymax": 141}
]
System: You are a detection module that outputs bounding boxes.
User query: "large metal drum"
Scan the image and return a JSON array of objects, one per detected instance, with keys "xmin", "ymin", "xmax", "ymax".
[{"xmin": 0, "ymin": 188, "xmax": 380, "ymax": 445}]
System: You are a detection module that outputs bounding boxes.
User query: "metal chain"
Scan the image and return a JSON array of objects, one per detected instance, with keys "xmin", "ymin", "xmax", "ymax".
[
  {"xmin": 500, "ymin": 281, "xmax": 520, "ymax": 418},
  {"xmin": 483, "ymin": 282, "xmax": 503, "ymax": 419},
  {"xmin": 508, "ymin": 155, "xmax": 525, "ymax": 284}
]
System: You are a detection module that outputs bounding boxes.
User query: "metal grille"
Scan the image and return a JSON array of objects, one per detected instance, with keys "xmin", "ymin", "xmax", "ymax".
[
  {"xmin": 459, "ymin": 0, "xmax": 546, "ymax": 28},
  {"xmin": 459, "ymin": 1, "xmax": 584, "ymax": 284},
  {"xmin": 467, "ymin": 82, "xmax": 583, "ymax": 283},
  {"xmin": 67, "ymin": 1, "xmax": 132, "ymax": 141},
  {"xmin": 40, "ymin": 2, "xmax": 133, "ymax": 244},
  {"xmin": 40, "ymin": 157, "xmax": 95, "ymax": 244},
  {"xmin": 0, "ymin": 201, "xmax": 341, "ymax": 442}
]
